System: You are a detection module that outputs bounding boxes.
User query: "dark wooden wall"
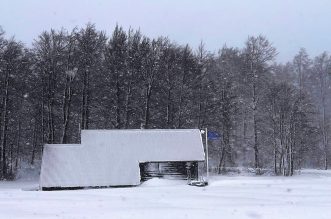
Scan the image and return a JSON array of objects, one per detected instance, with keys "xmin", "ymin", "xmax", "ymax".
[{"xmin": 139, "ymin": 161, "xmax": 199, "ymax": 181}]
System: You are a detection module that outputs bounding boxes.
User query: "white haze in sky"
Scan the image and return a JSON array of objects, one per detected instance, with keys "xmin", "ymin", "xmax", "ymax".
[{"xmin": 1, "ymin": 0, "xmax": 331, "ymax": 62}]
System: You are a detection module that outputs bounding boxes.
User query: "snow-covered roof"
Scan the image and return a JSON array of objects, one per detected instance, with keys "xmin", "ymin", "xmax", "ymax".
[{"xmin": 40, "ymin": 129, "xmax": 205, "ymax": 188}]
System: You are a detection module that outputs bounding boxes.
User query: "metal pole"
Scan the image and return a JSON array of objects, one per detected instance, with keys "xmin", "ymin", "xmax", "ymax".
[{"xmin": 206, "ymin": 127, "xmax": 209, "ymax": 181}]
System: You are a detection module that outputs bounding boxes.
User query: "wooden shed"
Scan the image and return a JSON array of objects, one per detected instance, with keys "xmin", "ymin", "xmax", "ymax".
[{"xmin": 40, "ymin": 129, "xmax": 205, "ymax": 189}]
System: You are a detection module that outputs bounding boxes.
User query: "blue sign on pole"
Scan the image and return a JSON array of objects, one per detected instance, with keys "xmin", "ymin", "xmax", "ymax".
[{"xmin": 207, "ymin": 131, "xmax": 221, "ymax": 140}]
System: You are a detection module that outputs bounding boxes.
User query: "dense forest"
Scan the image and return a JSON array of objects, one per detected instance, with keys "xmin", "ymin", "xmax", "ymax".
[{"xmin": 0, "ymin": 24, "xmax": 330, "ymax": 180}]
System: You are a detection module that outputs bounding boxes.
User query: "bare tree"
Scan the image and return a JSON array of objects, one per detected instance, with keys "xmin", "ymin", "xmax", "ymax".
[
  {"xmin": 312, "ymin": 52, "xmax": 331, "ymax": 169},
  {"xmin": 76, "ymin": 24, "xmax": 106, "ymax": 130},
  {"xmin": 243, "ymin": 35, "xmax": 277, "ymax": 172}
]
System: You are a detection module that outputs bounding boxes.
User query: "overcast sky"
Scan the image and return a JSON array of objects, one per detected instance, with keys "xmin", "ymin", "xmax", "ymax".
[{"xmin": 1, "ymin": 0, "xmax": 331, "ymax": 62}]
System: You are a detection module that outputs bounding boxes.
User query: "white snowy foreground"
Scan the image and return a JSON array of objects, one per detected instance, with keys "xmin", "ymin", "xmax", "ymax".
[{"xmin": 1, "ymin": 170, "xmax": 331, "ymax": 219}]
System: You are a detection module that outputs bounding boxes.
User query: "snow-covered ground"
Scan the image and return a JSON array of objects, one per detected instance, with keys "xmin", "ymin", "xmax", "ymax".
[{"xmin": 1, "ymin": 169, "xmax": 331, "ymax": 219}]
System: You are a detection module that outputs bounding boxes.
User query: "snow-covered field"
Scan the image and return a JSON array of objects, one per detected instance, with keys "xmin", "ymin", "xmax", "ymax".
[{"xmin": 1, "ymin": 170, "xmax": 331, "ymax": 219}]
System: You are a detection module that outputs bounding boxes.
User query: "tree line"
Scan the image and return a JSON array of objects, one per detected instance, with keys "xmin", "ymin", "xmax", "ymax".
[{"xmin": 0, "ymin": 24, "xmax": 330, "ymax": 179}]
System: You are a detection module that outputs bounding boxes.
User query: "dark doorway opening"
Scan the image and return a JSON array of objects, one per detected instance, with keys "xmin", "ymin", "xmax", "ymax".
[{"xmin": 139, "ymin": 161, "xmax": 198, "ymax": 182}]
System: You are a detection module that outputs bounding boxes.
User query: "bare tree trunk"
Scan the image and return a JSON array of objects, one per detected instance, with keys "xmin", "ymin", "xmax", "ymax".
[
  {"xmin": 290, "ymin": 142, "xmax": 294, "ymax": 176},
  {"xmin": 317, "ymin": 61, "xmax": 329, "ymax": 170},
  {"xmin": 1, "ymin": 69, "xmax": 10, "ymax": 178},
  {"xmin": 15, "ymin": 120, "xmax": 21, "ymax": 170},
  {"xmin": 47, "ymin": 100, "xmax": 54, "ymax": 143},
  {"xmin": 143, "ymin": 85, "xmax": 152, "ymax": 129},
  {"xmin": 124, "ymin": 81, "xmax": 132, "ymax": 129},
  {"xmin": 47, "ymin": 69, "xmax": 55, "ymax": 144},
  {"xmin": 272, "ymin": 98, "xmax": 278, "ymax": 175},
  {"xmin": 81, "ymin": 68, "xmax": 90, "ymax": 130},
  {"xmin": 166, "ymin": 88, "xmax": 172, "ymax": 128},
  {"xmin": 252, "ymin": 83, "xmax": 260, "ymax": 171},
  {"xmin": 61, "ymin": 75, "xmax": 74, "ymax": 143},
  {"xmin": 15, "ymin": 92, "xmax": 23, "ymax": 170},
  {"xmin": 40, "ymin": 79, "xmax": 45, "ymax": 153},
  {"xmin": 177, "ymin": 72, "xmax": 186, "ymax": 129},
  {"xmin": 1, "ymin": 114, "xmax": 8, "ymax": 178},
  {"xmin": 86, "ymin": 73, "xmax": 90, "ymax": 130},
  {"xmin": 273, "ymin": 122, "xmax": 277, "ymax": 174},
  {"xmin": 322, "ymin": 105, "xmax": 328, "ymax": 170},
  {"xmin": 115, "ymin": 79, "xmax": 121, "ymax": 129},
  {"xmin": 9, "ymin": 142, "xmax": 13, "ymax": 177},
  {"xmin": 197, "ymin": 87, "xmax": 204, "ymax": 129},
  {"xmin": 274, "ymin": 144, "xmax": 277, "ymax": 174},
  {"xmin": 218, "ymin": 144, "xmax": 226, "ymax": 174},
  {"xmin": 243, "ymin": 109, "xmax": 248, "ymax": 152},
  {"xmin": 30, "ymin": 122, "xmax": 37, "ymax": 165}
]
